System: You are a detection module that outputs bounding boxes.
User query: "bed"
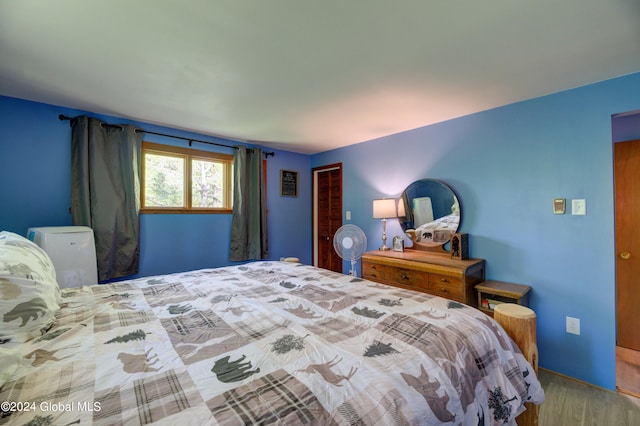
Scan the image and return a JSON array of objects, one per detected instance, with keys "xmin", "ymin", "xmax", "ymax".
[
  {"xmin": 414, "ymin": 214, "xmax": 460, "ymax": 245},
  {"xmin": 1, "ymin": 231, "xmax": 544, "ymax": 425}
]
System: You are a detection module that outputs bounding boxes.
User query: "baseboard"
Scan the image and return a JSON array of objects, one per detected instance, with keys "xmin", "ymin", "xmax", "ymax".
[
  {"xmin": 617, "ymin": 387, "xmax": 640, "ymax": 399},
  {"xmin": 539, "ymin": 367, "xmax": 617, "ymax": 395}
]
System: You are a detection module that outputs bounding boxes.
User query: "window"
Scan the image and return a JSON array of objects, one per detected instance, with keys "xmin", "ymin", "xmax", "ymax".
[{"xmin": 141, "ymin": 142, "xmax": 233, "ymax": 213}]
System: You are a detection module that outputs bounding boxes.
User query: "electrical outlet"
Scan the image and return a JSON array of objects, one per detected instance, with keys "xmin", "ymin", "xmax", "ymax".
[
  {"xmin": 571, "ymin": 199, "xmax": 586, "ymax": 215},
  {"xmin": 566, "ymin": 316, "xmax": 580, "ymax": 335}
]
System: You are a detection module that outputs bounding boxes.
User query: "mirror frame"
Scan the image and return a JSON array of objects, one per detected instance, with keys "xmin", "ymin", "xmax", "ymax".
[{"xmin": 398, "ymin": 179, "xmax": 461, "ymax": 252}]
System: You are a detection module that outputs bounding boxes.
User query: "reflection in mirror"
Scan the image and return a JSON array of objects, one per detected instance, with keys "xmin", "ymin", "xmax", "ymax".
[{"xmin": 399, "ymin": 179, "xmax": 460, "ymax": 249}]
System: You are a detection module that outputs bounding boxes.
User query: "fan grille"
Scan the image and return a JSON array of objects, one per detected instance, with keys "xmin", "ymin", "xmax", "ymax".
[{"xmin": 333, "ymin": 224, "xmax": 367, "ymax": 261}]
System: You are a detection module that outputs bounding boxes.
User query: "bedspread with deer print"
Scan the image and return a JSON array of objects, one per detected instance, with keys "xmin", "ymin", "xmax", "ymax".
[{"xmin": 1, "ymin": 261, "xmax": 544, "ymax": 425}]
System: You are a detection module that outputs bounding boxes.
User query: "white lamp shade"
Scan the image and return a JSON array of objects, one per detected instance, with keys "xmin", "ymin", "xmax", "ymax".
[{"xmin": 373, "ymin": 198, "xmax": 397, "ymax": 219}]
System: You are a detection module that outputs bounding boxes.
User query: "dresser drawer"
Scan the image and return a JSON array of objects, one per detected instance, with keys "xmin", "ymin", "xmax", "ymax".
[
  {"xmin": 361, "ymin": 251, "xmax": 485, "ymax": 306},
  {"xmin": 362, "ymin": 262, "xmax": 386, "ymax": 281},
  {"xmin": 429, "ymin": 273, "xmax": 463, "ymax": 300},
  {"xmin": 386, "ymin": 267, "xmax": 429, "ymax": 291}
]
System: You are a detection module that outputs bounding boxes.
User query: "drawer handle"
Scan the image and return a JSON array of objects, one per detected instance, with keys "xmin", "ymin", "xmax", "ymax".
[
  {"xmin": 400, "ymin": 272, "xmax": 409, "ymax": 281},
  {"xmin": 371, "ymin": 265, "xmax": 378, "ymax": 270},
  {"xmin": 370, "ymin": 273, "xmax": 378, "ymax": 278},
  {"xmin": 440, "ymin": 287, "xmax": 448, "ymax": 293},
  {"xmin": 440, "ymin": 277, "xmax": 448, "ymax": 283}
]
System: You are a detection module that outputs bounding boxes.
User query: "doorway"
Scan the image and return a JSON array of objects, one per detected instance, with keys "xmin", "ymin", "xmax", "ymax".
[
  {"xmin": 312, "ymin": 163, "xmax": 342, "ymax": 273},
  {"xmin": 613, "ymin": 139, "xmax": 640, "ymax": 397}
]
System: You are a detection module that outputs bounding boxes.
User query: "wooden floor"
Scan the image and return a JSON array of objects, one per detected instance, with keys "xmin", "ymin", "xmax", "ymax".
[
  {"xmin": 617, "ymin": 345, "xmax": 640, "ymax": 398},
  {"xmin": 538, "ymin": 369, "xmax": 640, "ymax": 425}
]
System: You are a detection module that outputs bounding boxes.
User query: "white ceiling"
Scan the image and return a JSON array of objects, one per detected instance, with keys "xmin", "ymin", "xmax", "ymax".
[{"xmin": 1, "ymin": 1, "xmax": 639, "ymax": 154}]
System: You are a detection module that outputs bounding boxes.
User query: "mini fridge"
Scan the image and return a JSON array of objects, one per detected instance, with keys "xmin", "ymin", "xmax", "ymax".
[{"xmin": 27, "ymin": 226, "xmax": 98, "ymax": 288}]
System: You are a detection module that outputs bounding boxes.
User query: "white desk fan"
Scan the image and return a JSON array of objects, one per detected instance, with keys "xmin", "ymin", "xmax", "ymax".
[{"xmin": 333, "ymin": 224, "xmax": 367, "ymax": 276}]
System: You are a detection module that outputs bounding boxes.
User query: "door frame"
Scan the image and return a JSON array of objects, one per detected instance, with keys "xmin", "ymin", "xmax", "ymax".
[{"xmin": 312, "ymin": 163, "xmax": 342, "ymax": 267}]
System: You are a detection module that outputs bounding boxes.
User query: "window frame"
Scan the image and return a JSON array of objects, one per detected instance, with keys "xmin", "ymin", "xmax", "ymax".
[{"xmin": 141, "ymin": 142, "xmax": 233, "ymax": 214}]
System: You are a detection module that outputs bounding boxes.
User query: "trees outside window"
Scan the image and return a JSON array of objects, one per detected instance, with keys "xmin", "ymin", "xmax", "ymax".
[{"xmin": 141, "ymin": 142, "xmax": 232, "ymax": 213}]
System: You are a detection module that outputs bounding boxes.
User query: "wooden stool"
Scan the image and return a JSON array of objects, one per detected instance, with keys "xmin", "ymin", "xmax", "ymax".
[{"xmin": 493, "ymin": 303, "xmax": 539, "ymax": 426}]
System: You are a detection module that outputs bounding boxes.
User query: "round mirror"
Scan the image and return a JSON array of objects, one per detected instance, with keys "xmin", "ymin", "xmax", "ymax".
[{"xmin": 399, "ymin": 179, "xmax": 460, "ymax": 249}]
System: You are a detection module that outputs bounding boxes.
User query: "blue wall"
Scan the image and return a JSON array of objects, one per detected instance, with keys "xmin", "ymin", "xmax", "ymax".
[
  {"xmin": 612, "ymin": 111, "xmax": 640, "ymax": 142},
  {"xmin": 311, "ymin": 72, "xmax": 640, "ymax": 390},
  {"xmin": 0, "ymin": 96, "xmax": 313, "ymax": 276}
]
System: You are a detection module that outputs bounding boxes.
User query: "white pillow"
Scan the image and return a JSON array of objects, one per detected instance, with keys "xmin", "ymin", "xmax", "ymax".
[
  {"xmin": 0, "ymin": 231, "xmax": 60, "ymax": 343},
  {"xmin": 0, "ymin": 343, "xmax": 22, "ymax": 386}
]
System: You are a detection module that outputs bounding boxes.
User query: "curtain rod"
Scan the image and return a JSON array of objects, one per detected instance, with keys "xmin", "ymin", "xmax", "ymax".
[{"xmin": 58, "ymin": 114, "xmax": 275, "ymax": 157}]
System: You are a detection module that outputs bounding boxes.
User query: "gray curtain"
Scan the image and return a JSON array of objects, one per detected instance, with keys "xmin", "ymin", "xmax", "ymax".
[
  {"xmin": 229, "ymin": 146, "xmax": 268, "ymax": 261},
  {"xmin": 70, "ymin": 116, "xmax": 143, "ymax": 281}
]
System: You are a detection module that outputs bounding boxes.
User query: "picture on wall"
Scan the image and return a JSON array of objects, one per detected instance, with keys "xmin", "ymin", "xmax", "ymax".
[{"xmin": 280, "ymin": 169, "xmax": 298, "ymax": 197}]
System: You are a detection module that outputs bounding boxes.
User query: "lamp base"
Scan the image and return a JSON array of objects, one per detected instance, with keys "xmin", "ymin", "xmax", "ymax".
[{"xmin": 379, "ymin": 218, "xmax": 391, "ymax": 251}]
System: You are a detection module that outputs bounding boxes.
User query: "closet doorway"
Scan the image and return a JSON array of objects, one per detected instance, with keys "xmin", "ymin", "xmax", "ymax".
[
  {"xmin": 312, "ymin": 163, "xmax": 342, "ymax": 273},
  {"xmin": 613, "ymin": 138, "xmax": 640, "ymax": 397}
]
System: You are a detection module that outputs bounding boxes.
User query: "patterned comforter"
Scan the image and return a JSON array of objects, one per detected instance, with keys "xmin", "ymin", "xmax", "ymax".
[{"xmin": 1, "ymin": 261, "xmax": 543, "ymax": 425}]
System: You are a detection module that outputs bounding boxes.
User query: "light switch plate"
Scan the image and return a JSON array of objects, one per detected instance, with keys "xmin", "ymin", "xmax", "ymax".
[{"xmin": 572, "ymin": 199, "xmax": 586, "ymax": 215}]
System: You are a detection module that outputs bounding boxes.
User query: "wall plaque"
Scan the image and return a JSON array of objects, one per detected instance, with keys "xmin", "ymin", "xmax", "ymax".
[{"xmin": 280, "ymin": 169, "xmax": 298, "ymax": 197}]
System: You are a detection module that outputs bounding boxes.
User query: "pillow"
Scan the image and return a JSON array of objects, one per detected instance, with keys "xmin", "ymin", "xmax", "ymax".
[
  {"xmin": 0, "ymin": 343, "xmax": 22, "ymax": 386},
  {"xmin": 0, "ymin": 231, "xmax": 60, "ymax": 343}
]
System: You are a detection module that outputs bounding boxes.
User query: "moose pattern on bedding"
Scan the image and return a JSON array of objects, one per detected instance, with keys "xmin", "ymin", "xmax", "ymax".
[
  {"xmin": 0, "ymin": 231, "xmax": 60, "ymax": 345},
  {"xmin": 0, "ymin": 261, "xmax": 544, "ymax": 425}
]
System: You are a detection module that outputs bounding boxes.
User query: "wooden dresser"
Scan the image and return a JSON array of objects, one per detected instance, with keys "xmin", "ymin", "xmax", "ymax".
[{"xmin": 361, "ymin": 250, "xmax": 485, "ymax": 306}]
